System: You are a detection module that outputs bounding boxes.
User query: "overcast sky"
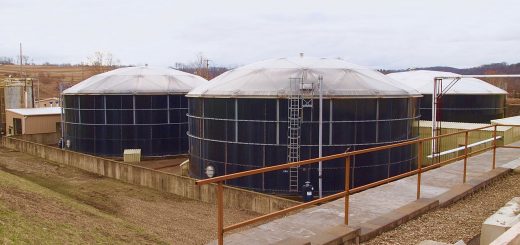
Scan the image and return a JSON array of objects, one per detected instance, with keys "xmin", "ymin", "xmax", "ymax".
[{"xmin": 1, "ymin": 0, "xmax": 519, "ymax": 69}]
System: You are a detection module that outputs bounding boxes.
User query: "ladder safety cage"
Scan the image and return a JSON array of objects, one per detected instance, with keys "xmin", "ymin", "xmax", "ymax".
[{"xmin": 286, "ymin": 76, "xmax": 319, "ymax": 192}]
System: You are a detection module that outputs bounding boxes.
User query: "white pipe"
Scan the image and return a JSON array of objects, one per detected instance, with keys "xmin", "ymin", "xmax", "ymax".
[
  {"xmin": 318, "ymin": 76, "xmax": 323, "ymax": 198},
  {"xmin": 427, "ymin": 136, "xmax": 501, "ymax": 158}
]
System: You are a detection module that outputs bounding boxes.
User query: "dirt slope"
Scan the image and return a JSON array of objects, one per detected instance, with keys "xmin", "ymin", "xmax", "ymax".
[{"xmin": 0, "ymin": 147, "xmax": 256, "ymax": 244}]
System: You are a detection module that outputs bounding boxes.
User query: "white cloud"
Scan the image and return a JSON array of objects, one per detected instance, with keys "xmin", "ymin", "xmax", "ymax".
[{"xmin": 1, "ymin": 0, "xmax": 519, "ymax": 69}]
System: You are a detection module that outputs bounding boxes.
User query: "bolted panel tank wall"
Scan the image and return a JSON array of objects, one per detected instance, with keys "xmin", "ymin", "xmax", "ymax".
[
  {"xmin": 419, "ymin": 94, "xmax": 506, "ymax": 123},
  {"xmin": 63, "ymin": 94, "xmax": 189, "ymax": 157},
  {"xmin": 188, "ymin": 97, "xmax": 420, "ymax": 195}
]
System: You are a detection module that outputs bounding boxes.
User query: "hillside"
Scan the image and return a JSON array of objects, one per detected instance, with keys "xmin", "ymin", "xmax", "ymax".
[
  {"xmin": 0, "ymin": 147, "xmax": 256, "ymax": 244},
  {"xmin": 2, "ymin": 62, "xmax": 520, "ymax": 102},
  {"xmin": 382, "ymin": 62, "xmax": 520, "ymax": 95},
  {"xmin": 0, "ymin": 65, "xmax": 114, "ymax": 99}
]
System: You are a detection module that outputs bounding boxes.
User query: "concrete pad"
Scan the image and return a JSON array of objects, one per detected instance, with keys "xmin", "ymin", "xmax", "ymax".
[
  {"xmin": 272, "ymin": 237, "xmax": 310, "ymax": 245},
  {"xmin": 437, "ymin": 184, "xmax": 474, "ymax": 207},
  {"xmin": 500, "ymin": 158, "xmax": 520, "ymax": 169},
  {"xmin": 306, "ymin": 225, "xmax": 360, "ymax": 245},
  {"xmin": 360, "ymin": 198, "xmax": 439, "ymax": 241},
  {"xmin": 467, "ymin": 167, "xmax": 510, "ymax": 191},
  {"xmin": 481, "ymin": 197, "xmax": 520, "ymax": 245}
]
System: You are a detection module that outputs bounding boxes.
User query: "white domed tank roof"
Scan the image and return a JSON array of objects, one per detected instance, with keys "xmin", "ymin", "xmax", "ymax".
[
  {"xmin": 63, "ymin": 66, "xmax": 207, "ymax": 95},
  {"xmin": 188, "ymin": 56, "xmax": 421, "ymax": 98},
  {"xmin": 387, "ymin": 70, "xmax": 507, "ymax": 95}
]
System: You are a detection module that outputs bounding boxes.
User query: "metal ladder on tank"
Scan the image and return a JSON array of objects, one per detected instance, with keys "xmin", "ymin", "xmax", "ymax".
[{"xmin": 287, "ymin": 77, "xmax": 316, "ymax": 192}]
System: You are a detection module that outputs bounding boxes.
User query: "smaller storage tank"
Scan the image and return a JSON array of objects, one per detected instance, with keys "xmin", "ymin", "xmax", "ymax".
[
  {"xmin": 62, "ymin": 66, "xmax": 207, "ymax": 157},
  {"xmin": 388, "ymin": 70, "xmax": 507, "ymax": 123},
  {"xmin": 0, "ymin": 77, "xmax": 34, "ymax": 134}
]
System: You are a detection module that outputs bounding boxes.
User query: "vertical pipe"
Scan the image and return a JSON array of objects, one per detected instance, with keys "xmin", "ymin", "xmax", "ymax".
[
  {"xmin": 493, "ymin": 125, "xmax": 497, "ymax": 169},
  {"xmin": 318, "ymin": 76, "xmax": 323, "ymax": 198},
  {"xmin": 463, "ymin": 131, "xmax": 469, "ymax": 183},
  {"xmin": 417, "ymin": 141, "xmax": 422, "ymax": 199},
  {"xmin": 234, "ymin": 99, "xmax": 238, "ymax": 142},
  {"xmin": 276, "ymin": 100, "xmax": 279, "ymax": 145},
  {"xmin": 432, "ymin": 78, "xmax": 437, "ymax": 153},
  {"xmin": 329, "ymin": 100, "xmax": 333, "ymax": 145},
  {"xmin": 133, "ymin": 95, "xmax": 136, "ymax": 124},
  {"xmin": 217, "ymin": 182, "xmax": 224, "ymax": 245},
  {"xmin": 167, "ymin": 95, "xmax": 170, "ymax": 124},
  {"xmin": 60, "ymin": 94, "xmax": 64, "ymax": 148},
  {"xmin": 344, "ymin": 155, "xmax": 350, "ymax": 225}
]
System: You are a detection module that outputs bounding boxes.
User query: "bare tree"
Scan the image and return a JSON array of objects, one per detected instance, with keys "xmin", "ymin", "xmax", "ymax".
[
  {"xmin": 192, "ymin": 52, "xmax": 210, "ymax": 79},
  {"xmin": 86, "ymin": 51, "xmax": 121, "ymax": 72},
  {"xmin": 0, "ymin": 56, "xmax": 14, "ymax": 65},
  {"xmin": 14, "ymin": 55, "xmax": 30, "ymax": 65}
]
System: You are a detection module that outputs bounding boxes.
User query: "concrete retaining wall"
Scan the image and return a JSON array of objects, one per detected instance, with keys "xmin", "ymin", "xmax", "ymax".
[
  {"xmin": 12, "ymin": 132, "xmax": 60, "ymax": 145},
  {"xmin": 1, "ymin": 136, "xmax": 300, "ymax": 214}
]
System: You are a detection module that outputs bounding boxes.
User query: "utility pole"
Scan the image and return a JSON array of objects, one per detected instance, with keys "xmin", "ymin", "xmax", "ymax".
[
  {"xmin": 19, "ymin": 43, "xmax": 23, "ymax": 77},
  {"xmin": 205, "ymin": 59, "xmax": 211, "ymax": 80}
]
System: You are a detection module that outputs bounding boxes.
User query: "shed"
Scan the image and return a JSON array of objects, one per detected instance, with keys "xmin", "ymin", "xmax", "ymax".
[{"xmin": 6, "ymin": 107, "xmax": 61, "ymax": 135}]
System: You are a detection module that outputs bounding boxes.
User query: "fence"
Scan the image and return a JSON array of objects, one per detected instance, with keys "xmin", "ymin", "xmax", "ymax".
[
  {"xmin": 196, "ymin": 124, "xmax": 520, "ymax": 245},
  {"xmin": 417, "ymin": 121, "xmax": 520, "ymax": 166},
  {"xmin": 0, "ymin": 136, "xmax": 300, "ymax": 214}
]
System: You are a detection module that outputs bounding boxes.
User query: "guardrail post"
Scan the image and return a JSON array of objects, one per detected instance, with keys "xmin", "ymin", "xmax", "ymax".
[
  {"xmin": 344, "ymin": 155, "xmax": 351, "ymax": 225},
  {"xmin": 217, "ymin": 182, "xmax": 224, "ymax": 245},
  {"xmin": 417, "ymin": 141, "xmax": 422, "ymax": 199},
  {"xmin": 493, "ymin": 125, "xmax": 497, "ymax": 169},
  {"xmin": 463, "ymin": 131, "xmax": 469, "ymax": 183}
]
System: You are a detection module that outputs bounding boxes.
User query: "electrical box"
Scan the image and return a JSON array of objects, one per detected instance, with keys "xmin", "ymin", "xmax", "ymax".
[{"xmin": 123, "ymin": 149, "xmax": 141, "ymax": 163}]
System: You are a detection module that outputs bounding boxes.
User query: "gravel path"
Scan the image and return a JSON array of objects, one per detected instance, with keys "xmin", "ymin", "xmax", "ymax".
[{"xmin": 363, "ymin": 172, "xmax": 520, "ymax": 245}]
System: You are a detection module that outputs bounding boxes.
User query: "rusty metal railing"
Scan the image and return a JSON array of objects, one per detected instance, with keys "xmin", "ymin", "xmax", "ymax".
[{"xmin": 196, "ymin": 124, "xmax": 517, "ymax": 245}]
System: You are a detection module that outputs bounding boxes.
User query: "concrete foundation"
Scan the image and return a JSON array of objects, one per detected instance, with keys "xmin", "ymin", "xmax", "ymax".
[{"xmin": 481, "ymin": 197, "xmax": 520, "ymax": 245}]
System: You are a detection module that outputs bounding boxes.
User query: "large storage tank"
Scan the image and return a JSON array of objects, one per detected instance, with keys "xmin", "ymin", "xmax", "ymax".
[
  {"xmin": 62, "ymin": 67, "xmax": 207, "ymax": 157},
  {"xmin": 187, "ymin": 57, "xmax": 422, "ymax": 195},
  {"xmin": 388, "ymin": 70, "xmax": 507, "ymax": 123}
]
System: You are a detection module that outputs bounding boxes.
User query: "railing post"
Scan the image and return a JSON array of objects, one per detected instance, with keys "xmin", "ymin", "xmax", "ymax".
[
  {"xmin": 417, "ymin": 141, "xmax": 422, "ymax": 200},
  {"xmin": 344, "ymin": 155, "xmax": 350, "ymax": 225},
  {"xmin": 217, "ymin": 182, "xmax": 224, "ymax": 245},
  {"xmin": 463, "ymin": 131, "xmax": 469, "ymax": 183},
  {"xmin": 493, "ymin": 125, "xmax": 497, "ymax": 169}
]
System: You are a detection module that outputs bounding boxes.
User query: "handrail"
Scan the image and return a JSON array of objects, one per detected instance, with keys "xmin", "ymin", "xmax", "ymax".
[
  {"xmin": 198, "ymin": 123, "xmax": 512, "ymax": 245},
  {"xmin": 195, "ymin": 124, "xmax": 493, "ymax": 186}
]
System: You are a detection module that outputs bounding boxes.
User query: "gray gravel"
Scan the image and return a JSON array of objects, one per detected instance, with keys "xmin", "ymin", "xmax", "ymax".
[{"xmin": 363, "ymin": 173, "xmax": 520, "ymax": 245}]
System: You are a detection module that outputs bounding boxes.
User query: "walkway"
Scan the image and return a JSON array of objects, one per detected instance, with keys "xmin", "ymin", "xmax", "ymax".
[{"xmin": 211, "ymin": 143, "xmax": 520, "ymax": 244}]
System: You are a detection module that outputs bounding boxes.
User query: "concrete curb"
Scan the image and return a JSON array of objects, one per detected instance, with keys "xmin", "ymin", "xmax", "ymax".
[
  {"xmin": 278, "ymin": 167, "xmax": 513, "ymax": 245},
  {"xmin": 359, "ymin": 198, "xmax": 439, "ymax": 242}
]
